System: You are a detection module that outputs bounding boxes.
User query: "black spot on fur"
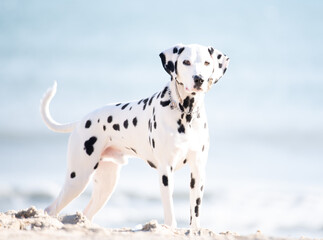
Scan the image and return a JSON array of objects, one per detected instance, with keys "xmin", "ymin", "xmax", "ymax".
[
  {"xmin": 162, "ymin": 175, "xmax": 168, "ymax": 186},
  {"xmin": 138, "ymin": 99, "xmax": 143, "ymax": 105},
  {"xmin": 219, "ymin": 63, "xmax": 223, "ymax": 68},
  {"xmin": 121, "ymin": 103, "xmax": 129, "ymax": 110},
  {"xmin": 148, "ymin": 119, "xmax": 151, "ymax": 132},
  {"xmin": 85, "ymin": 120, "xmax": 91, "ymax": 128},
  {"xmin": 113, "ymin": 124, "xmax": 120, "ymax": 131},
  {"xmin": 183, "ymin": 159, "xmax": 187, "ymax": 164},
  {"xmin": 94, "ymin": 162, "xmax": 99, "ymax": 170},
  {"xmin": 97, "ymin": 119, "xmax": 100, "ymax": 123},
  {"xmin": 160, "ymin": 100, "xmax": 171, "ymax": 107},
  {"xmin": 160, "ymin": 53, "xmax": 172, "ymax": 75},
  {"xmin": 170, "ymin": 166, "xmax": 173, "ymax": 171},
  {"xmin": 195, "ymin": 205, "xmax": 199, "ymax": 217},
  {"xmin": 186, "ymin": 114, "xmax": 192, "ymax": 123},
  {"xmin": 125, "ymin": 147, "xmax": 137, "ymax": 154},
  {"xmin": 157, "ymin": 92, "xmax": 161, "ymax": 99},
  {"xmin": 208, "ymin": 47, "xmax": 214, "ymax": 55},
  {"xmin": 123, "ymin": 120, "xmax": 129, "ymax": 129},
  {"xmin": 189, "ymin": 98, "xmax": 195, "ymax": 111},
  {"xmin": 173, "ymin": 47, "xmax": 178, "ymax": 54},
  {"xmin": 147, "ymin": 160, "xmax": 156, "ymax": 169},
  {"xmin": 161, "ymin": 86, "xmax": 168, "ymax": 98},
  {"xmin": 201, "ymin": 185, "xmax": 204, "ymax": 191},
  {"xmin": 159, "ymin": 53, "xmax": 166, "ymax": 66},
  {"xmin": 223, "ymin": 68, "xmax": 227, "ymax": 74},
  {"xmin": 107, "ymin": 116, "xmax": 113, "ymax": 123},
  {"xmin": 143, "ymin": 98, "xmax": 149, "ymax": 110},
  {"xmin": 178, "ymin": 47, "xmax": 185, "ymax": 54},
  {"xmin": 133, "ymin": 117, "xmax": 138, "ymax": 127},
  {"xmin": 103, "ymin": 125, "xmax": 106, "ymax": 131},
  {"xmin": 179, "ymin": 104, "xmax": 184, "ymax": 112},
  {"xmin": 196, "ymin": 198, "xmax": 201, "ymax": 205},
  {"xmin": 202, "ymin": 145, "xmax": 205, "ymax": 151},
  {"xmin": 183, "ymin": 96, "xmax": 195, "ymax": 112},
  {"xmin": 166, "ymin": 61, "xmax": 175, "ymax": 72},
  {"xmin": 175, "ymin": 61, "xmax": 178, "ymax": 75},
  {"xmin": 148, "ymin": 94, "xmax": 155, "ymax": 106},
  {"xmin": 70, "ymin": 172, "xmax": 76, "ymax": 178},
  {"xmin": 217, "ymin": 54, "xmax": 222, "ymax": 59},
  {"xmin": 190, "ymin": 174, "xmax": 195, "ymax": 189},
  {"xmin": 115, "ymin": 103, "xmax": 121, "ymax": 106},
  {"xmin": 177, "ymin": 119, "xmax": 185, "ymax": 134},
  {"xmin": 152, "ymin": 139, "xmax": 155, "ymax": 148},
  {"xmin": 154, "ymin": 121, "xmax": 157, "ymax": 129},
  {"xmin": 84, "ymin": 136, "xmax": 97, "ymax": 156},
  {"xmin": 178, "ymin": 125, "xmax": 185, "ymax": 133}
]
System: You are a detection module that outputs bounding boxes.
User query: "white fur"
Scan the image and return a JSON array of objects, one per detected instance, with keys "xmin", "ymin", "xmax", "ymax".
[{"xmin": 41, "ymin": 44, "xmax": 229, "ymax": 229}]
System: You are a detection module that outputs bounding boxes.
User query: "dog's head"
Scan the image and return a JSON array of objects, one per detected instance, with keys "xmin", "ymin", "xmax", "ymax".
[{"xmin": 159, "ymin": 44, "xmax": 230, "ymax": 93}]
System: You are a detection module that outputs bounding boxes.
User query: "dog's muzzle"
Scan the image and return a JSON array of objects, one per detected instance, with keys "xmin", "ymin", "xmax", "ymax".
[{"xmin": 193, "ymin": 75, "xmax": 204, "ymax": 89}]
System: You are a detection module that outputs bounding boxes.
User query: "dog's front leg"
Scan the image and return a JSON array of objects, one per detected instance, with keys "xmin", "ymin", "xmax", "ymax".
[
  {"xmin": 188, "ymin": 151, "xmax": 207, "ymax": 229},
  {"xmin": 158, "ymin": 165, "xmax": 177, "ymax": 228}
]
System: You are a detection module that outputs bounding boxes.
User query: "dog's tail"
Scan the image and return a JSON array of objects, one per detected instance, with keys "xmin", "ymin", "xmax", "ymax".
[{"xmin": 40, "ymin": 82, "xmax": 75, "ymax": 133}]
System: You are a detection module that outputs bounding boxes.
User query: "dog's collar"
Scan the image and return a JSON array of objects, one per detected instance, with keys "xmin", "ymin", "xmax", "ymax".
[{"xmin": 168, "ymin": 80, "xmax": 201, "ymax": 118}]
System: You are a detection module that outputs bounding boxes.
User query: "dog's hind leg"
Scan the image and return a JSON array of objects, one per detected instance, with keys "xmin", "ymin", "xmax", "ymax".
[
  {"xmin": 83, "ymin": 160, "xmax": 122, "ymax": 221},
  {"xmin": 45, "ymin": 168, "xmax": 92, "ymax": 216},
  {"xmin": 45, "ymin": 133, "xmax": 99, "ymax": 216},
  {"xmin": 83, "ymin": 148, "xmax": 126, "ymax": 220}
]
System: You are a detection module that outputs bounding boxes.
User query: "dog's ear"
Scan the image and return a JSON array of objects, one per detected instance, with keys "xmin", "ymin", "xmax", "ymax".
[
  {"xmin": 208, "ymin": 46, "xmax": 230, "ymax": 85},
  {"xmin": 159, "ymin": 44, "xmax": 185, "ymax": 80}
]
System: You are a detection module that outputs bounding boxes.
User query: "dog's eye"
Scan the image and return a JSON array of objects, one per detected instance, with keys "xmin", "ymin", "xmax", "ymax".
[
  {"xmin": 183, "ymin": 60, "xmax": 191, "ymax": 66},
  {"xmin": 204, "ymin": 61, "xmax": 210, "ymax": 66}
]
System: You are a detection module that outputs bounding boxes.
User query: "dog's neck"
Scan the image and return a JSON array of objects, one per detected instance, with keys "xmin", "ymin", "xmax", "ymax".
[{"xmin": 168, "ymin": 78, "xmax": 205, "ymax": 116}]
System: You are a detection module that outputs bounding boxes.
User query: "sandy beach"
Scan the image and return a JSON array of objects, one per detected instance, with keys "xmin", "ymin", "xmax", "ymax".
[{"xmin": 0, "ymin": 207, "xmax": 316, "ymax": 240}]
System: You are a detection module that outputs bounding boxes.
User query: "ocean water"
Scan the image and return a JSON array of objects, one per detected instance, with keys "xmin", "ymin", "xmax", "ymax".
[{"xmin": 1, "ymin": 0, "xmax": 323, "ymax": 238}]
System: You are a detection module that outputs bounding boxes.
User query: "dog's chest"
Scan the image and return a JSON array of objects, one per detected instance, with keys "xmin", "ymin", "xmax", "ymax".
[{"xmin": 149, "ymin": 102, "xmax": 208, "ymax": 156}]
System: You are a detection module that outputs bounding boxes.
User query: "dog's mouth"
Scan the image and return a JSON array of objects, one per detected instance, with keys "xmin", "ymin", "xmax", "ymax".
[
  {"xmin": 179, "ymin": 79, "xmax": 205, "ymax": 94},
  {"xmin": 185, "ymin": 86, "xmax": 204, "ymax": 94},
  {"xmin": 194, "ymin": 86, "xmax": 204, "ymax": 92}
]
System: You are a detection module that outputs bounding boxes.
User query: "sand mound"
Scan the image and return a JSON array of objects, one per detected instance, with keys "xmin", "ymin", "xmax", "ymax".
[
  {"xmin": 0, "ymin": 206, "xmax": 305, "ymax": 240},
  {"xmin": 1, "ymin": 206, "xmax": 63, "ymax": 230}
]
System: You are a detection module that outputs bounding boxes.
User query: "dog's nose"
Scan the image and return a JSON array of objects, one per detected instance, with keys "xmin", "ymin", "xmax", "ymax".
[{"xmin": 193, "ymin": 75, "xmax": 204, "ymax": 88}]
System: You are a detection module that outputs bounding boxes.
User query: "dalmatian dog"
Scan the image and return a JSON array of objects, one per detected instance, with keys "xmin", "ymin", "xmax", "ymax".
[{"xmin": 40, "ymin": 44, "xmax": 229, "ymax": 229}]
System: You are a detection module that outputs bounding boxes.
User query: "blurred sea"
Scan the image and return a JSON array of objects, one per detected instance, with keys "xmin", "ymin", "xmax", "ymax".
[{"xmin": 0, "ymin": 0, "xmax": 323, "ymax": 238}]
